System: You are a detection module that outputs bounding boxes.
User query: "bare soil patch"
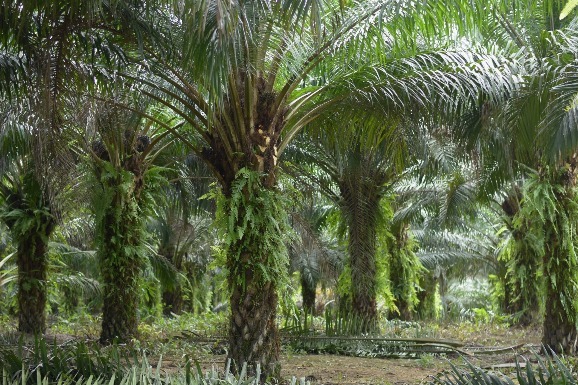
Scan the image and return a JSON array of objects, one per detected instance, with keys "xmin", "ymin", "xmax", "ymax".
[
  {"xmin": 275, "ymin": 324, "xmax": 543, "ymax": 384},
  {"xmin": 281, "ymin": 354, "xmax": 439, "ymax": 385}
]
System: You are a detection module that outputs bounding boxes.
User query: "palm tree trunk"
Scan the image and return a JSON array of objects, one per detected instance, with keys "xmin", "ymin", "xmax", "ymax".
[
  {"xmin": 501, "ymin": 187, "xmax": 542, "ymax": 325},
  {"xmin": 340, "ymin": 180, "xmax": 380, "ymax": 332},
  {"xmin": 228, "ymin": 261, "xmax": 280, "ymax": 380},
  {"xmin": 416, "ymin": 271, "xmax": 437, "ymax": 320},
  {"xmin": 221, "ymin": 169, "xmax": 287, "ymax": 381},
  {"xmin": 17, "ymin": 224, "xmax": 53, "ymax": 334},
  {"xmin": 301, "ymin": 277, "xmax": 316, "ymax": 314},
  {"xmin": 97, "ymin": 169, "xmax": 145, "ymax": 344},
  {"xmin": 162, "ymin": 249, "xmax": 184, "ymax": 316},
  {"xmin": 162, "ymin": 286, "xmax": 183, "ymax": 316},
  {"xmin": 542, "ymin": 220, "xmax": 577, "ymax": 354},
  {"xmin": 542, "ymin": 287, "xmax": 577, "ymax": 354},
  {"xmin": 508, "ymin": 214, "xmax": 542, "ymax": 325},
  {"xmin": 389, "ymin": 225, "xmax": 419, "ymax": 321},
  {"xmin": 540, "ymin": 167, "xmax": 578, "ymax": 354},
  {"xmin": 349, "ymin": 221, "xmax": 378, "ymax": 330}
]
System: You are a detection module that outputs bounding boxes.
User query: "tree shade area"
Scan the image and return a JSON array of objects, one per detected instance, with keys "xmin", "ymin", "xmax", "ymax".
[{"xmin": 3, "ymin": 0, "xmax": 578, "ymax": 383}]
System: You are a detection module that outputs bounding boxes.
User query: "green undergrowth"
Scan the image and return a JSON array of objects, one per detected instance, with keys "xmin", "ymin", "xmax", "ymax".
[
  {"xmin": 0, "ymin": 336, "xmax": 310, "ymax": 385},
  {"xmin": 428, "ymin": 352, "xmax": 577, "ymax": 385}
]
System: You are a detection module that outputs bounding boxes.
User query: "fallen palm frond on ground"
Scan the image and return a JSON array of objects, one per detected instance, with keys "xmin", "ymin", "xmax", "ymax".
[
  {"xmin": 176, "ymin": 332, "xmax": 534, "ymax": 359},
  {"xmin": 285, "ymin": 335, "xmax": 468, "ymax": 358}
]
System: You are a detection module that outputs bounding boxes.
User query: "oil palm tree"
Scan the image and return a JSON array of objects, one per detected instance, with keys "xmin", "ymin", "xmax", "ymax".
[
  {"xmin": 289, "ymin": 199, "xmax": 343, "ymax": 315},
  {"xmin": 0, "ymin": 104, "xmax": 56, "ymax": 334},
  {"xmin": 83, "ymin": 92, "xmax": 178, "ymax": 343},
  {"xmin": 456, "ymin": 0, "xmax": 578, "ymax": 352},
  {"xmin": 120, "ymin": 0, "xmax": 516, "ymax": 377},
  {"xmin": 511, "ymin": 30, "xmax": 578, "ymax": 354},
  {"xmin": 288, "ymin": 115, "xmax": 402, "ymax": 329},
  {"xmin": 0, "ymin": 0, "xmax": 161, "ymax": 335}
]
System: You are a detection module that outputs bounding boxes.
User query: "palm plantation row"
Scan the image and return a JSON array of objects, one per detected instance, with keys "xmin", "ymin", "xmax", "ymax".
[{"xmin": 2, "ymin": 0, "xmax": 578, "ymax": 381}]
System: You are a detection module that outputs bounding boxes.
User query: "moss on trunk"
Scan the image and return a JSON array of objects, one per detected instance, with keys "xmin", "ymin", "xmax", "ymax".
[
  {"xmin": 218, "ymin": 169, "xmax": 289, "ymax": 382},
  {"xmin": 389, "ymin": 225, "xmax": 421, "ymax": 321},
  {"xmin": 17, "ymin": 224, "xmax": 54, "ymax": 334},
  {"xmin": 96, "ymin": 167, "xmax": 146, "ymax": 344}
]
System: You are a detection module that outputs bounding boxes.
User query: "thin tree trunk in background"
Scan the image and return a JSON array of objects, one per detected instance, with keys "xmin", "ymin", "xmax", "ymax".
[
  {"xmin": 301, "ymin": 277, "xmax": 316, "ymax": 315},
  {"xmin": 416, "ymin": 272, "xmax": 437, "ymax": 320},
  {"xmin": 162, "ymin": 286, "xmax": 184, "ymax": 316},
  {"xmin": 162, "ymin": 248, "xmax": 184, "ymax": 316}
]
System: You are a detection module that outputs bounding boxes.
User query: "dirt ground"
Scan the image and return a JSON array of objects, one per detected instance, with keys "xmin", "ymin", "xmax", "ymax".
[
  {"xmin": 186, "ymin": 324, "xmax": 543, "ymax": 385},
  {"xmin": 8, "ymin": 324, "xmax": 545, "ymax": 385},
  {"xmin": 281, "ymin": 354, "xmax": 441, "ymax": 385}
]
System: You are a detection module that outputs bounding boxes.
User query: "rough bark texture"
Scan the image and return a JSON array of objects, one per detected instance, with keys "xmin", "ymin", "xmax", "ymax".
[
  {"xmin": 228, "ymin": 255, "xmax": 281, "ymax": 381},
  {"xmin": 17, "ymin": 229, "xmax": 52, "ymax": 334},
  {"xmin": 340, "ymin": 179, "xmax": 380, "ymax": 332},
  {"xmin": 542, "ymin": 288, "xmax": 577, "ymax": 354}
]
